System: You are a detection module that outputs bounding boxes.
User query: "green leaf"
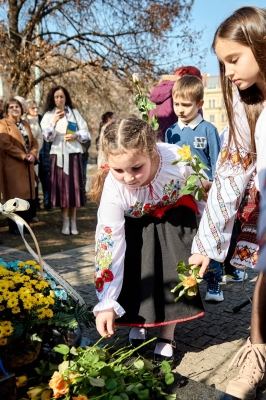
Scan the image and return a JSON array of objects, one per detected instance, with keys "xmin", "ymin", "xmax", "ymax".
[
  {"xmin": 89, "ymin": 377, "xmax": 105, "ymax": 387},
  {"xmin": 58, "ymin": 360, "xmax": 69, "ymax": 373},
  {"xmin": 161, "ymin": 361, "xmax": 171, "ymax": 374},
  {"xmin": 186, "ymin": 175, "xmax": 197, "ymax": 186},
  {"xmin": 172, "ymin": 160, "xmax": 179, "ymax": 165},
  {"xmin": 70, "ymin": 346, "xmax": 78, "ymax": 355},
  {"xmin": 165, "ymin": 372, "xmax": 175, "ymax": 385},
  {"xmin": 138, "ymin": 389, "xmax": 149, "ymax": 399},
  {"xmin": 180, "ymin": 187, "xmax": 195, "ymax": 195},
  {"xmin": 195, "ymin": 188, "xmax": 203, "ymax": 201},
  {"xmin": 120, "ymin": 394, "xmax": 129, "ymax": 400},
  {"xmin": 54, "ymin": 344, "xmax": 70, "ymax": 355},
  {"xmin": 142, "ymin": 114, "xmax": 148, "ymax": 121},
  {"xmin": 153, "ymin": 122, "xmax": 159, "ymax": 131},
  {"xmin": 106, "ymin": 378, "xmax": 118, "ymax": 390},
  {"xmin": 199, "ymin": 162, "xmax": 209, "ymax": 170},
  {"xmin": 111, "ymin": 396, "xmax": 123, "ymax": 400},
  {"xmin": 165, "ymin": 395, "xmax": 178, "ymax": 400},
  {"xmin": 178, "ymin": 274, "xmax": 186, "ymax": 281},
  {"xmin": 134, "ymin": 360, "xmax": 144, "ymax": 370}
]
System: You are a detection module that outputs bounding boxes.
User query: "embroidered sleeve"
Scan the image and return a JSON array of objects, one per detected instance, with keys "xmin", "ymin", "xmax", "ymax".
[
  {"xmin": 42, "ymin": 123, "xmax": 56, "ymax": 141},
  {"xmin": 255, "ymin": 109, "xmax": 266, "ymax": 272},
  {"xmin": 93, "ymin": 182, "xmax": 126, "ymax": 317},
  {"xmin": 192, "ymin": 123, "xmax": 256, "ymax": 262},
  {"xmin": 72, "ymin": 110, "xmax": 91, "ymax": 143}
]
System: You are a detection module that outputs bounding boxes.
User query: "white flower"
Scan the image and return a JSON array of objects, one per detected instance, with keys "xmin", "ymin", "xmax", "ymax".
[{"xmin": 132, "ymin": 72, "xmax": 140, "ymax": 84}]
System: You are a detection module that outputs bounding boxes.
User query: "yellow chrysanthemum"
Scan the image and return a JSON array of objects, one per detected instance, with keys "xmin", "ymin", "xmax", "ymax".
[
  {"xmin": 25, "ymin": 260, "xmax": 36, "ymax": 266},
  {"xmin": 33, "ymin": 264, "xmax": 41, "ymax": 271},
  {"xmin": 49, "ymin": 290, "xmax": 55, "ymax": 298},
  {"xmin": 25, "ymin": 269, "xmax": 34, "ymax": 275},
  {"xmin": 177, "ymin": 145, "xmax": 192, "ymax": 161},
  {"xmin": 7, "ymin": 298, "xmax": 19, "ymax": 308},
  {"xmin": 11, "ymin": 306, "xmax": 21, "ymax": 314},
  {"xmin": 0, "ymin": 338, "xmax": 7, "ymax": 346},
  {"xmin": 18, "ymin": 262, "xmax": 25, "ymax": 268},
  {"xmin": 0, "ymin": 305, "xmax": 5, "ymax": 311}
]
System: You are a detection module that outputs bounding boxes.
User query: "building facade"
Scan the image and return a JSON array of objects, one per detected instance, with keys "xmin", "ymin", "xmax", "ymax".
[{"xmin": 203, "ymin": 75, "xmax": 228, "ymax": 134}]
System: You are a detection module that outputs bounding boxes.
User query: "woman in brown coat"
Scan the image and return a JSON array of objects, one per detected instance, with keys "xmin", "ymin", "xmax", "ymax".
[{"xmin": 0, "ymin": 98, "xmax": 38, "ymax": 234}]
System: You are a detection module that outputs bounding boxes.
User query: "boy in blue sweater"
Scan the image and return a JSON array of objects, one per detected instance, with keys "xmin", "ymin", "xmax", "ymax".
[
  {"xmin": 166, "ymin": 75, "xmax": 223, "ymax": 301},
  {"xmin": 165, "ymin": 75, "xmax": 220, "ymax": 181}
]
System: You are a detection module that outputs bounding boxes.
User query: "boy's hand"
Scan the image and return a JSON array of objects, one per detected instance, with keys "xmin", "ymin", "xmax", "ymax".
[
  {"xmin": 96, "ymin": 309, "xmax": 116, "ymax": 337},
  {"xmin": 189, "ymin": 254, "xmax": 211, "ymax": 278},
  {"xmin": 202, "ymin": 181, "xmax": 212, "ymax": 201}
]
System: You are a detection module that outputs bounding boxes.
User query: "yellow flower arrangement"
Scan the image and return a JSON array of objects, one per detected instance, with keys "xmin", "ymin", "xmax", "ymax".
[{"xmin": 0, "ymin": 259, "xmax": 55, "ymax": 359}]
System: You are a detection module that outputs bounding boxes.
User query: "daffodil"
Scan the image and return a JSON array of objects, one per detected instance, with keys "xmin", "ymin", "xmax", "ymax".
[{"xmin": 177, "ymin": 145, "xmax": 192, "ymax": 161}]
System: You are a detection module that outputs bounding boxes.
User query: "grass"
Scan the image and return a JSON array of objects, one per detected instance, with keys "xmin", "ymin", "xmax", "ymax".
[{"xmin": 0, "ymin": 201, "xmax": 98, "ymax": 255}]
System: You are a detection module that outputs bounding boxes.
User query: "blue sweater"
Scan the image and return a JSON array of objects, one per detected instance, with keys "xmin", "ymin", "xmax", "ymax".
[{"xmin": 165, "ymin": 119, "xmax": 220, "ymax": 181}]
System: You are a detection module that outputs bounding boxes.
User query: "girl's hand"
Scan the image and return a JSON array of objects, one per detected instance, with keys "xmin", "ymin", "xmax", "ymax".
[
  {"xmin": 96, "ymin": 309, "xmax": 116, "ymax": 337},
  {"xmin": 202, "ymin": 181, "xmax": 212, "ymax": 201},
  {"xmin": 64, "ymin": 133, "xmax": 78, "ymax": 141},
  {"xmin": 52, "ymin": 108, "xmax": 65, "ymax": 125},
  {"xmin": 189, "ymin": 254, "xmax": 211, "ymax": 278}
]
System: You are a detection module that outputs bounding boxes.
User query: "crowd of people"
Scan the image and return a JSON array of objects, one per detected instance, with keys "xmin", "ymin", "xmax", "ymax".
[
  {"xmin": 0, "ymin": 86, "xmax": 91, "ymax": 238},
  {"xmin": 0, "ymin": 5, "xmax": 266, "ymax": 400}
]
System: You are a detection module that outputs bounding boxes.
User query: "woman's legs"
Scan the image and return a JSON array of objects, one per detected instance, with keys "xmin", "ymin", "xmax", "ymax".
[
  {"xmin": 61, "ymin": 207, "xmax": 70, "ymax": 235},
  {"xmin": 251, "ymin": 272, "xmax": 266, "ymax": 344},
  {"xmin": 70, "ymin": 206, "xmax": 78, "ymax": 235}
]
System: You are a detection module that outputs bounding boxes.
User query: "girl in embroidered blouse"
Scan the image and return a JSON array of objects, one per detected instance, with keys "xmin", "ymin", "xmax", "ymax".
[
  {"xmin": 41, "ymin": 86, "xmax": 91, "ymax": 236},
  {"xmin": 89, "ymin": 117, "xmax": 206, "ymax": 361},
  {"xmin": 188, "ymin": 7, "xmax": 266, "ymax": 399}
]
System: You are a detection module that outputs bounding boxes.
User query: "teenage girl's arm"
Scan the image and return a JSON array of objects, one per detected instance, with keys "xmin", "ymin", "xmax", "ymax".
[
  {"xmin": 254, "ymin": 108, "xmax": 266, "ymax": 272},
  {"xmin": 190, "ymin": 99, "xmax": 256, "ymax": 277}
]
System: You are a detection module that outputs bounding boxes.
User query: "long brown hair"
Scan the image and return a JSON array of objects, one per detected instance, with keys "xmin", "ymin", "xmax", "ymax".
[
  {"xmin": 212, "ymin": 6, "xmax": 266, "ymax": 157},
  {"xmin": 89, "ymin": 118, "xmax": 157, "ymax": 203}
]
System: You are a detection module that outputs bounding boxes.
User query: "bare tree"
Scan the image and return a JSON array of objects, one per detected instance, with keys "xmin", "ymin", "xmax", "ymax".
[{"xmin": 0, "ymin": 0, "xmax": 203, "ymax": 97}]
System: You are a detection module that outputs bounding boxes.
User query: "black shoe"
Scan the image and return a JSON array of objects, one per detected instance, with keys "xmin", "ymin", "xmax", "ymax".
[
  {"xmin": 153, "ymin": 338, "xmax": 176, "ymax": 362},
  {"xmin": 128, "ymin": 328, "xmax": 147, "ymax": 349},
  {"xmin": 44, "ymin": 206, "xmax": 53, "ymax": 211}
]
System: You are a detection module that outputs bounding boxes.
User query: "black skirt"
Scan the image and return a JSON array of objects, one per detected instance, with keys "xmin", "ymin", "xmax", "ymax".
[{"xmin": 116, "ymin": 205, "xmax": 204, "ymax": 327}]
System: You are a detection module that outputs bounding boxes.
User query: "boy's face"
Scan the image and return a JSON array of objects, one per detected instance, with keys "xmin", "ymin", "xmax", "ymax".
[{"xmin": 173, "ymin": 96, "xmax": 204, "ymax": 124}]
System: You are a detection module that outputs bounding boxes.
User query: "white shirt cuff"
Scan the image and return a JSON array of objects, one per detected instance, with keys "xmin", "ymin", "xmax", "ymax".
[{"xmin": 93, "ymin": 299, "xmax": 126, "ymax": 318}]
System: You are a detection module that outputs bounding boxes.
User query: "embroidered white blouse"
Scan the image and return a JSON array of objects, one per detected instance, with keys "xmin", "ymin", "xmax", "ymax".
[
  {"xmin": 255, "ymin": 106, "xmax": 266, "ymax": 271},
  {"xmin": 93, "ymin": 142, "xmax": 206, "ymax": 317},
  {"xmin": 41, "ymin": 107, "xmax": 90, "ymax": 175},
  {"xmin": 191, "ymin": 94, "xmax": 257, "ymax": 261}
]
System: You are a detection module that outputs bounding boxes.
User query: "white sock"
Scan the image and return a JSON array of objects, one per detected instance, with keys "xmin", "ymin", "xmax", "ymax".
[
  {"xmin": 154, "ymin": 323, "xmax": 176, "ymax": 357},
  {"xmin": 129, "ymin": 327, "xmax": 146, "ymax": 340}
]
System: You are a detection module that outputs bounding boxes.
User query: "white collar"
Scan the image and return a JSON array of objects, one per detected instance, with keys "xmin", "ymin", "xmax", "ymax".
[{"xmin": 178, "ymin": 114, "xmax": 203, "ymax": 130}]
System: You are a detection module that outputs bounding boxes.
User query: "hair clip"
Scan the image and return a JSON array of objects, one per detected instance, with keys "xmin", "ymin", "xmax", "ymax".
[{"xmin": 100, "ymin": 164, "xmax": 110, "ymax": 171}]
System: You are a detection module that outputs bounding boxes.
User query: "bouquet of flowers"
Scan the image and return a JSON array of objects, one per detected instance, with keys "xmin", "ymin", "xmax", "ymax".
[
  {"xmin": 25, "ymin": 339, "xmax": 176, "ymax": 400},
  {"xmin": 171, "ymin": 261, "xmax": 203, "ymax": 302},
  {"xmin": 0, "ymin": 258, "xmax": 55, "ymax": 360},
  {"xmin": 173, "ymin": 144, "xmax": 209, "ymax": 201}
]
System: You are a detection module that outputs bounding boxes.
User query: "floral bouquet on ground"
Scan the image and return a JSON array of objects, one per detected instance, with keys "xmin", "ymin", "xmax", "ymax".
[
  {"xmin": 25, "ymin": 339, "xmax": 176, "ymax": 400},
  {"xmin": 0, "ymin": 258, "xmax": 94, "ymax": 364},
  {"xmin": 171, "ymin": 261, "xmax": 202, "ymax": 302},
  {"xmin": 0, "ymin": 259, "xmax": 55, "ymax": 362},
  {"xmin": 173, "ymin": 144, "xmax": 209, "ymax": 201}
]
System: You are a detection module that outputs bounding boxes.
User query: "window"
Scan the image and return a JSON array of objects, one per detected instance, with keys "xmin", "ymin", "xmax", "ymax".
[
  {"xmin": 222, "ymin": 114, "xmax": 227, "ymax": 122},
  {"xmin": 210, "ymin": 115, "xmax": 215, "ymax": 122},
  {"xmin": 212, "ymin": 100, "xmax": 215, "ymax": 108},
  {"xmin": 209, "ymin": 99, "xmax": 212, "ymax": 108}
]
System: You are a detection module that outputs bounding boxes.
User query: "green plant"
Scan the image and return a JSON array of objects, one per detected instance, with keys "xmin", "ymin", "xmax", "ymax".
[
  {"xmin": 26, "ymin": 339, "xmax": 176, "ymax": 399},
  {"xmin": 132, "ymin": 73, "xmax": 159, "ymax": 131},
  {"xmin": 172, "ymin": 145, "xmax": 209, "ymax": 201}
]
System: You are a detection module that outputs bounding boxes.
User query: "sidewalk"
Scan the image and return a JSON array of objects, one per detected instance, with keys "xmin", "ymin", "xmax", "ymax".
[{"xmin": 1, "ymin": 245, "xmax": 266, "ymax": 399}]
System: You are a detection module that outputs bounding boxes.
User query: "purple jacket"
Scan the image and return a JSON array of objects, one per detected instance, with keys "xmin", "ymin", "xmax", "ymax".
[
  {"xmin": 149, "ymin": 75, "xmax": 203, "ymax": 142},
  {"xmin": 149, "ymin": 76, "xmax": 178, "ymax": 142}
]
